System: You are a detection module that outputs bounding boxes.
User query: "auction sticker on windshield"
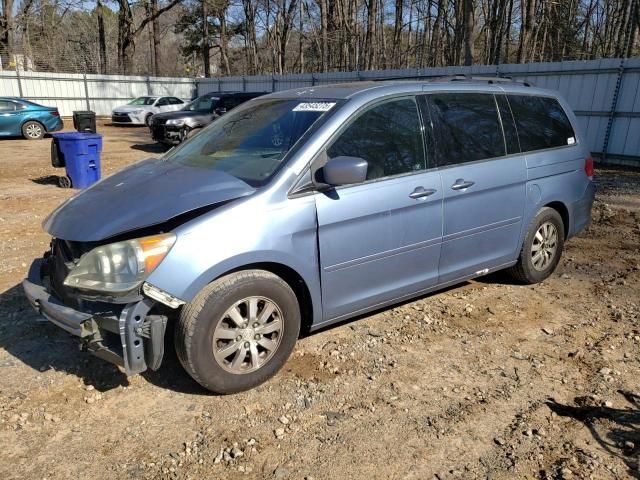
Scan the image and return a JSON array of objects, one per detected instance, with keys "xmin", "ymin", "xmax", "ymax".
[{"xmin": 292, "ymin": 102, "xmax": 336, "ymax": 112}]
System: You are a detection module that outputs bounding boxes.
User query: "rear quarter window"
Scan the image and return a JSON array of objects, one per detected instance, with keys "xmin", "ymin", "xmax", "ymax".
[{"xmin": 507, "ymin": 95, "xmax": 576, "ymax": 152}]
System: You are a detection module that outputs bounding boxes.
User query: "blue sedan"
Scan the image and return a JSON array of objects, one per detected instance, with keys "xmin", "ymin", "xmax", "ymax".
[{"xmin": 0, "ymin": 97, "xmax": 64, "ymax": 140}]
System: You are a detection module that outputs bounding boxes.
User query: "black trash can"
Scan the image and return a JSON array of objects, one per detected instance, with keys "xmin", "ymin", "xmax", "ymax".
[{"xmin": 73, "ymin": 110, "xmax": 97, "ymax": 133}]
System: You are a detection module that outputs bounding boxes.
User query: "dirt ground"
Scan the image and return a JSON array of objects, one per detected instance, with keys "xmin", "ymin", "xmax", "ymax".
[{"xmin": 0, "ymin": 120, "xmax": 639, "ymax": 480}]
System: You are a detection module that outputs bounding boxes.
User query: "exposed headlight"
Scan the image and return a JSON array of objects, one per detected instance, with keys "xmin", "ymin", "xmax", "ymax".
[
  {"xmin": 166, "ymin": 119, "xmax": 185, "ymax": 126},
  {"xmin": 63, "ymin": 233, "xmax": 176, "ymax": 294},
  {"xmin": 130, "ymin": 109, "xmax": 143, "ymax": 114}
]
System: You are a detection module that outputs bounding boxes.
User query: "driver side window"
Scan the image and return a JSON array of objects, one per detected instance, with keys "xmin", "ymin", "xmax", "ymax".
[{"xmin": 327, "ymin": 97, "xmax": 426, "ymax": 182}]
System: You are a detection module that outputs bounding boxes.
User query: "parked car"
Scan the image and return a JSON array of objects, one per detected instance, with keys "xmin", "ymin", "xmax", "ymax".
[
  {"xmin": 111, "ymin": 96, "xmax": 185, "ymax": 126},
  {"xmin": 149, "ymin": 92, "xmax": 265, "ymax": 145},
  {"xmin": 0, "ymin": 97, "xmax": 63, "ymax": 140},
  {"xmin": 23, "ymin": 79, "xmax": 595, "ymax": 394}
]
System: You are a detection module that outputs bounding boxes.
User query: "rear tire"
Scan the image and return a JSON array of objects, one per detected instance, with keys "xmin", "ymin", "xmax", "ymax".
[
  {"xmin": 22, "ymin": 121, "xmax": 45, "ymax": 140},
  {"xmin": 175, "ymin": 270, "xmax": 300, "ymax": 394},
  {"xmin": 507, "ymin": 207, "xmax": 565, "ymax": 284}
]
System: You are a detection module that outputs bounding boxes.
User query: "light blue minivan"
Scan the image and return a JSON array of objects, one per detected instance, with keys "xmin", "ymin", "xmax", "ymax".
[{"xmin": 23, "ymin": 79, "xmax": 595, "ymax": 393}]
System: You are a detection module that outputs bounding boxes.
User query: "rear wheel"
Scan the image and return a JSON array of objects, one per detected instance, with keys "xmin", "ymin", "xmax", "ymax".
[
  {"xmin": 22, "ymin": 121, "xmax": 45, "ymax": 140},
  {"xmin": 175, "ymin": 270, "xmax": 300, "ymax": 394},
  {"xmin": 507, "ymin": 207, "xmax": 565, "ymax": 284}
]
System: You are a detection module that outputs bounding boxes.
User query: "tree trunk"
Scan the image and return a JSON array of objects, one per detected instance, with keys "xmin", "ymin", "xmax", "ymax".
[
  {"xmin": 218, "ymin": 7, "xmax": 231, "ymax": 75},
  {"xmin": 242, "ymin": 0, "xmax": 259, "ymax": 74},
  {"xmin": 202, "ymin": 0, "xmax": 210, "ymax": 77},
  {"xmin": 318, "ymin": 0, "xmax": 328, "ymax": 71},
  {"xmin": 97, "ymin": 0, "xmax": 107, "ymax": 74},
  {"xmin": 364, "ymin": 0, "xmax": 377, "ymax": 69},
  {"xmin": 117, "ymin": 1, "xmax": 134, "ymax": 74},
  {"xmin": 392, "ymin": 0, "xmax": 403, "ymax": 68},
  {"xmin": 463, "ymin": 0, "xmax": 474, "ymax": 65},
  {"xmin": 151, "ymin": 0, "xmax": 160, "ymax": 76},
  {"xmin": 0, "ymin": 0, "xmax": 14, "ymax": 69}
]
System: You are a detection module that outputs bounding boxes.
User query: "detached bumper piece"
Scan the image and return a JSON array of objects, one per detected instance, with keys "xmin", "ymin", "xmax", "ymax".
[{"xmin": 22, "ymin": 260, "xmax": 167, "ymax": 375}]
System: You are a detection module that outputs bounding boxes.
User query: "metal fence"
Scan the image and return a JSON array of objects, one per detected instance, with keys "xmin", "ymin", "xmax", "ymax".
[
  {"xmin": 197, "ymin": 58, "xmax": 640, "ymax": 166},
  {"xmin": 0, "ymin": 70, "xmax": 196, "ymax": 117},
  {"xmin": 1, "ymin": 58, "xmax": 639, "ymax": 165}
]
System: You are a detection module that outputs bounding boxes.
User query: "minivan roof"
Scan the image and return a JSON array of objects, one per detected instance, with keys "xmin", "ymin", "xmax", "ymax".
[{"xmin": 265, "ymin": 79, "xmax": 557, "ymax": 101}]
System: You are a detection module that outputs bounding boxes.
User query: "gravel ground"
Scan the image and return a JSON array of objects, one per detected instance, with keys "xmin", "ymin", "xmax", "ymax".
[{"xmin": 0, "ymin": 121, "xmax": 639, "ymax": 480}]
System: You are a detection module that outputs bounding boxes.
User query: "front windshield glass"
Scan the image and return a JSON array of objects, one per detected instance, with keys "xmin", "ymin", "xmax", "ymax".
[
  {"xmin": 183, "ymin": 96, "xmax": 218, "ymax": 112},
  {"xmin": 128, "ymin": 96, "xmax": 156, "ymax": 106},
  {"xmin": 165, "ymin": 98, "xmax": 338, "ymax": 187}
]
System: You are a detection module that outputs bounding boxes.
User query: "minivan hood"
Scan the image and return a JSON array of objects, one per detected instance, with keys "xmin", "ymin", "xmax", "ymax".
[{"xmin": 44, "ymin": 158, "xmax": 256, "ymax": 242}]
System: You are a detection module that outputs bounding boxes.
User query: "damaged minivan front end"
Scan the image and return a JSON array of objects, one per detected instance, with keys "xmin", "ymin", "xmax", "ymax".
[{"xmin": 22, "ymin": 156, "xmax": 257, "ymax": 374}]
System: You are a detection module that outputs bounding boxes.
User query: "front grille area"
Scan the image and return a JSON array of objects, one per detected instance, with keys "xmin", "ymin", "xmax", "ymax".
[
  {"xmin": 151, "ymin": 125, "xmax": 166, "ymax": 141},
  {"xmin": 45, "ymin": 239, "xmax": 93, "ymax": 308},
  {"xmin": 112, "ymin": 113, "xmax": 131, "ymax": 123}
]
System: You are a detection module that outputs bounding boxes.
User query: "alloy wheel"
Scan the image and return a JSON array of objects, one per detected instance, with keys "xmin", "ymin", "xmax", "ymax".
[
  {"xmin": 531, "ymin": 221, "xmax": 558, "ymax": 271},
  {"xmin": 212, "ymin": 296, "xmax": 284, "ymax": 374},
  {"xmin": 26, "ymin": 123, "xmax": 43, "ymax": 138}
]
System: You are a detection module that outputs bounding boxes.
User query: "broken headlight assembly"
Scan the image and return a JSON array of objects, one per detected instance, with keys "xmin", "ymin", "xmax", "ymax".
[{"xmin": 63, "ymin": 233, "xmax": 176, "ymax": 294}]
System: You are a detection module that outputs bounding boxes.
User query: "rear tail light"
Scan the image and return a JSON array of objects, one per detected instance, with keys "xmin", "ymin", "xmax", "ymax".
[
  {"xmin": 50, "ymin": 111, "xmax": 60, "ymax": 117},
  {"xmin": 585, "ymin": 156, "xmax": 594, "ymax": 180}
]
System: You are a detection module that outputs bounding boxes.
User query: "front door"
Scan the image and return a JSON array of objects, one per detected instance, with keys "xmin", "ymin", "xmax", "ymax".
[
  {"xmin": 315, "ymin": 96, "xmax": 443, "ymax": 321},
  {"xmin": 0, "ymin": 100, "xmax": 20, "ymax": 136},
  {"xmin": 424, "ymin": 92, "xmax": 526, "ymax": 283}
]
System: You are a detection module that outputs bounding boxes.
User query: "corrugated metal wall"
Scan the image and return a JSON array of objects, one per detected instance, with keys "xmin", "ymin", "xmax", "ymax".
[
  {"xmin": 0, "ymin": 71, "xmax": 196, "ymax": 117},
  {"xmin": 1, "ymin": 59, "xmax": 638, "ymax": 163},
  {"xmin": 197, "ymin": 58, "xmax": 640, "ymax": 164}
]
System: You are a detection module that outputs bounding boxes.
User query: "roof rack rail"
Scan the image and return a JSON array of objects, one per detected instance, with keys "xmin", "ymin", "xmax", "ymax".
[
  {"xmin": 370, "ymin": 74, "xmax": 533, "ymax": 87},
  {"xmin": 444, "ymin": 74, "xmax": 533, "ymax": 87}
]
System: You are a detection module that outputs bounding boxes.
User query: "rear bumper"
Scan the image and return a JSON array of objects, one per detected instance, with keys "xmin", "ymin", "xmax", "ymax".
[
  {"xmin": 47, "ymin": 119, "xmax": 64, "ymax": 133},
  {"xmin": 568, "ymin": 181, "xmax": 596, "ymax": 238},
  {"xmin": 22, "ymin": 259, "xmax": 167, "ymax": 374}
]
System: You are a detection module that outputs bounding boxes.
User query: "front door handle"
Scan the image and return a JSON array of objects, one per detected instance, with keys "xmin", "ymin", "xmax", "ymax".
[
  {"xmin": 451, "ymin": 179, "xmax": 475, "ymax": 190},
  {"xmin": 409, "ymin": 187, "xmax": 437, "ymax": 199}
]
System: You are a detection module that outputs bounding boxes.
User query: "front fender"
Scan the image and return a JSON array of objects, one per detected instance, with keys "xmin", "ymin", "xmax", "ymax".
[{"xmin": 146, "ymin": 193, "xmax": 323, "ymax": 324}]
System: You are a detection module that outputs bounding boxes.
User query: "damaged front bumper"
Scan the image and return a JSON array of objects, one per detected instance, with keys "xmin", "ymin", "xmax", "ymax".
[{"xmin": 22, "ymin": 259, "xmax": 168, "ymax": 375}]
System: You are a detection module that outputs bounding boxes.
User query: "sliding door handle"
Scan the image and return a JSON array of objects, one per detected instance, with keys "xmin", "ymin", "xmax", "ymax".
[
  {"xmin": 451, "ymin": 179, "xmax": 475, "ymax": 190},
  {"xmin": 409, "ymin": 187, "xmax": 437, "ymax": 199}
]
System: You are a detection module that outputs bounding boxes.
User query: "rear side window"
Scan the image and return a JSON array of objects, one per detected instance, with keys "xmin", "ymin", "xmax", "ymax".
[
  {"xmin": 223, "ymin": 96, "xmax": 245, "ymax": 110},
  {"xmin": 0, "ymin": 100, "xmax": 16, "ymax": 112},
  {"xmin": 427, "ymin": 93, "xmax": 505, "ymax": 167},
  {"xmin": 327, "ymin": 97, "xmax": 426, "ymax": 181},
  {"xmin": 507, "ymin": 95, "xmax": 576, "ymax": 152}
]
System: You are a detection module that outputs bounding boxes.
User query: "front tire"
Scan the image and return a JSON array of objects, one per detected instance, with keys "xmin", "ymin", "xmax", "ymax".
[
  {"xmin": 22, "ymin": 121, "xmax": 45, "ymax": 140},
  {"xmin": 175, "ymin": 270, "xmax": 300, "ymax": 394},
  {"xmin": 507, "ymin": 207, "xmax": 565, "ymax": 284}
]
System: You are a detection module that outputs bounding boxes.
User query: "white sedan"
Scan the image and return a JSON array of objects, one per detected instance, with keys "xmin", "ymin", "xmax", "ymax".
[{"xmin": 111, "ymin": 96, "xmax": 185, "ymax": 126}]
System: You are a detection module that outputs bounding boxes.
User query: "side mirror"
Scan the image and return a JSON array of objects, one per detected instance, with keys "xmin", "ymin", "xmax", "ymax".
[
  {"xmin": 214, "ymin": 107, "xmax": 227, "ymax": 115},
  {"xmin": 322, "ymin": 156, "xmax": 368, "ymax": 186}
]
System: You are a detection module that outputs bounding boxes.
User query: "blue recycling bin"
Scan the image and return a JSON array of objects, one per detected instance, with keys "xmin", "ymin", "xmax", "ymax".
[{"xmin": 51, "ymin": 132, "xmax": 102, "ymax": 189}]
